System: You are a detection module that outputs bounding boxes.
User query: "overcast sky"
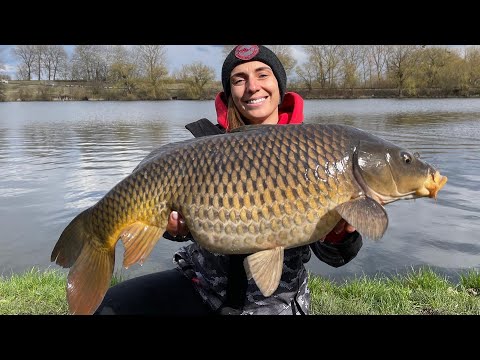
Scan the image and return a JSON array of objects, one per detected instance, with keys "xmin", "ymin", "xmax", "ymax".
[{"xmin": 0, "ymin": 45, "xmax": 470, "ymax": 81}]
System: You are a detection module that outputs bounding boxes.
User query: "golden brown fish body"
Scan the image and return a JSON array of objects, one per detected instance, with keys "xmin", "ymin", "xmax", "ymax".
[{"xmin": 51, "ymin": 124, "xmax": 447, "ymax": 314}]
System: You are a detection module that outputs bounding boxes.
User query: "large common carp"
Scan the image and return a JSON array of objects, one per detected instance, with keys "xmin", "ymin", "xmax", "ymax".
[{"xmin": 51, "ymin": 123, "xmax": 447, "ymax": 315}]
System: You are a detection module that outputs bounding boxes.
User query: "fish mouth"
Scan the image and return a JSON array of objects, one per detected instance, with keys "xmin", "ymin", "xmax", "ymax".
[
  {"xmin": 366, "ymin": 189, "xmax": 416, "ymax": 204},
  {"xmin": 417, "ymin": 170, "xmax": 448, "ymax": 199},
  {"xmin": 364, "ymin": 170, "xmax": 448, "ymax": 204}
]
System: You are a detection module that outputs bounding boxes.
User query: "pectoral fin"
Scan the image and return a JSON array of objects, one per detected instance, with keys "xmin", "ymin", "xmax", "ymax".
[
  {"xmin": 243, "ymin": 247, "xmax": 284, "ymax": 297},
  {"xmin": 335, "ymin": 197, "xmax": 388, "ymax": 241},
  {"xmin": 120, "ymin": 221, "xmax": 164, "ymax": 268}
]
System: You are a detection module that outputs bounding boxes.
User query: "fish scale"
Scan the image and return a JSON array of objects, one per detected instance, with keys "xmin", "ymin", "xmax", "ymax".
[
  {"xmin": 104, "ymin": 124, "xmax": 349, "ymax": 253},
  {"xmin": 164, "ymin": 125, "xmax": 355, "ymax": 253},
  {"xmin": 51, "ymin": 123, "xmax": 447, "ymax": 314}
]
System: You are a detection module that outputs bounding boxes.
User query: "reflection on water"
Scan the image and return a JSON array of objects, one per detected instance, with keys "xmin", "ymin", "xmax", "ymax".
[{"xmin": 0, "ymin": 99, "xmax": 479, "ymax": 283}]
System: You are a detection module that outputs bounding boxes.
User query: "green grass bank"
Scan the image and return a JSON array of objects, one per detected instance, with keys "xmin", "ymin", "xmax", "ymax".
[{"xmin": 1, "ymin": 267, "xmax": 479, "ymax": 315}]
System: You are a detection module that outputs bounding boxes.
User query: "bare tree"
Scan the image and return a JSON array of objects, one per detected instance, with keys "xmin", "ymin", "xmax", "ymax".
[
  {"xmin": 464, "ymin": 46, "xmax": 480, "ymax": 87},
  {"xmin": 38, "ymin": 45, "xmax": 67, "ymax": 81},
  {"xmin": 71, "ymin": 45, "xmax": 108, "ymax": 81},
  {"xmin": 338, "ymin": 45, "xmax": 362, "ymax": 90},
  {"xmin": 136, "ymin": 45, "xmax": 168, "ymax": 99},
  {"xmin": 58, "ymin": 60, "xmax": 73, "ymax": 81},
  {"xmin": 71, "ymin": 45, "xmax": 94, "ymax": 80},
  {"xmin": 266, "ymin": 45, "xmax": 297, "ymax": 78},
  {"xmin": 110, "ymin": 45, "xmax": 131, "ymax": 63},
  {"xmin": 34, "ymin": 45, "xmax": 48, "ymax": 80},
  {"xmin": 302, "ymin": 45, "xmax": 342, "ymax": 88},
  {"xmin": 108, "ymin": 46, "xmax": 140, "ymax": 95},
  {"xmin": 0, "ymin": 47, "xmax": 5, "ymax": 73},
  {"xmin": 369, "ymin": 45, "xmax": 390, "ymax": 86},
  {"xmin": 0, "ymin": 48, "xmax": 4, "ymax": 100},
  {"xmin": 177, "ymin": 61, "xmax": 215, "ymax": 99},
  {"xmin": 295, "ymin": 62, "xmax": 317, "ymax": 91},
  {"xmin": 441, "ymin": 47, "xmax": 468, "ymax": 90},
  {"xmin": 324, "ymin": 45, "xmax": 342, "ymax": 87},
  {"xmin": 101, "ymin": 45, "xmax": 131, "ymax": 82},
  {"xmin": 16, "ymin": 64, "xmax": 30, "ymax": 80},
  {"xmin": 356, "ymin": 46, "xmax": 373, "ymax": 87},
  {"xmin": 386, "ymin": 45, "xmax": 420, "ymax": 96},
  {"xmin": 12, "ymin": 45, "xmax": 36, "ymax": 80},
  {"xmin": 110, "ymin": 62, "xmax": 138, "ymax": 95}
]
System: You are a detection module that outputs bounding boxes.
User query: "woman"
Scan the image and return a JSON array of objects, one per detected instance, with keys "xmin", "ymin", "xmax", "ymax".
[{"xmin": 95, "ymin": 45, "xmax": 362, "ymax": 315}]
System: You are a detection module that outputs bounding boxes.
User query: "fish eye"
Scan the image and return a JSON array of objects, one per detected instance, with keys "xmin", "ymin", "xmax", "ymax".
[{"xmin": 401, "ymin": 151, "xmax": 413, "ymax": 164}]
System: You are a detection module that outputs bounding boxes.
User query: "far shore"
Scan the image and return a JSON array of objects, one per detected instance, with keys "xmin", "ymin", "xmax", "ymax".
[{"xmin": 2, "ymin": 80, "xmax": 480, "ymax": 102}]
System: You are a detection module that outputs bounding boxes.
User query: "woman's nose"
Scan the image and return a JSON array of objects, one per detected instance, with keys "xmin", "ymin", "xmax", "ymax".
[{"xmin": 246, "ymin": 78, "xmax": 260, "ymax": 92}]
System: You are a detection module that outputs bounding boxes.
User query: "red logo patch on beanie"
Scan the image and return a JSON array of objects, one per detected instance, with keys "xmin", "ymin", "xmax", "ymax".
[{"xmin": 234, "ymin": 45, "xmax": 260, "ymax": 60}]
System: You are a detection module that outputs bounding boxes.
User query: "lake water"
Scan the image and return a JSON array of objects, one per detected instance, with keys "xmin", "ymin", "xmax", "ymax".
[{"xmin": 1, "ymin": 99, "xmax": 479, "ymax": 283}]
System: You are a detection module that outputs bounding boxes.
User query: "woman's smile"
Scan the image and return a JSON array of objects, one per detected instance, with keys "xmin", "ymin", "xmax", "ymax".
[{"xmin": 245, "ymin": 96, "xmax": 267, "ymax": 106}]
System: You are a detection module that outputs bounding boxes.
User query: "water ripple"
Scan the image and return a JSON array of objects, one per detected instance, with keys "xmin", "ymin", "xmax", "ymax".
[{"xmin": 1, "ymin": 100, "xmax": 479, "ymax": 279}]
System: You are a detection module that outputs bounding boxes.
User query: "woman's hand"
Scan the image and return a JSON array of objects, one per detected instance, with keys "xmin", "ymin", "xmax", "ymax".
[
  {"xmin": 166, "ymin": 211, "xmax": 190, "ymax": 238},
  {"xmin": 321, "ymin": 219, "xmax": 356, "ymax": 244},
  {"xmin": 332, "ymin": 219, "xmax": 356, "ymax": 234}
]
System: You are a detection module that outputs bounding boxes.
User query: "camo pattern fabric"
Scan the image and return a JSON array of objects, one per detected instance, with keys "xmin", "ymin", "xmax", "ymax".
[{"xmin": 174, "ymin": 243, "xmax": 311, "ymax": 315}]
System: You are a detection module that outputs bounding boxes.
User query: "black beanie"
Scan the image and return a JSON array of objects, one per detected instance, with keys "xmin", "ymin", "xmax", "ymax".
[{"xmin": 221, "ymin": 45, "xmax": 287, "ymax": 102}]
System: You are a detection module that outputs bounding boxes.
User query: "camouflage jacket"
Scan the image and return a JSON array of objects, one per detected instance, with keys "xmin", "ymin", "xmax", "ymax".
[
  {"xmin": 172, "ymin": 228, "xmax": 362, "ymax": 315},
  {"xmin": 174, "ymin": 242, "xmax": 311, "ymax": 315}
]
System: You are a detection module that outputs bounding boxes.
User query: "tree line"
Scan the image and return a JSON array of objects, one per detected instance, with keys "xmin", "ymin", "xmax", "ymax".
[{"xmin": 2, "ymin": 45, "xmax": 480, "ymax": 100}]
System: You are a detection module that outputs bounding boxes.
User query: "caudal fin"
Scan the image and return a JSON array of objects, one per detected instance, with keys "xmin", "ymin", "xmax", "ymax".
[
  {"xmin": 51, "ymin": 210, "xmax": 91, "ymax": 267},
  {"xmin": 51, "ymin": 209, "xmax": 115, "ymax": 315},
  {"xmin": 67, "ymin": 241, "xmax": 114, "ymax": 315}
]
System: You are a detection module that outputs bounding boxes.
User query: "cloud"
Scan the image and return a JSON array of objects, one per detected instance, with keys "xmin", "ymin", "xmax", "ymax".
[
  {"xmin": 166, "ymin": 45, "xmax": 224, "ymax": 80},
  {"xmin": 0, "ymin": 64, "xmax": 16, "ymax": 74}
]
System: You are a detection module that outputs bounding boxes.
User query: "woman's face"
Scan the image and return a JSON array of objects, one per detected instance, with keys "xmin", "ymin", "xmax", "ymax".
[{"xmin": 229, "ymin": 61, "xmax": 280, "ymax": 125}]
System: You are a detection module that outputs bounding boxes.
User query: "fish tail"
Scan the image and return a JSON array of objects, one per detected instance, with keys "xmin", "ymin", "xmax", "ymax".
[
  {"xmin": 51, "ymin": 209, "xmax": 115, "ymax": 315},
  {"xmin": 51, "ymin": 210, "xmax": 92, "ymax": 268}
]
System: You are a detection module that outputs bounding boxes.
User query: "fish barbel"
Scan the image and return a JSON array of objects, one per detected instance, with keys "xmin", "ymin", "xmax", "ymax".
[{"xmin": 51, "ymin": 123, "xmax": 447, "ymax": 314}]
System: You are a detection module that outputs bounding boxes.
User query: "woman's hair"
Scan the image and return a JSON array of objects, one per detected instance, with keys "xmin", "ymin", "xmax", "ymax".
[{"xmin": 227, "ymin": 96, "xmax": 245, "ymax": 130}]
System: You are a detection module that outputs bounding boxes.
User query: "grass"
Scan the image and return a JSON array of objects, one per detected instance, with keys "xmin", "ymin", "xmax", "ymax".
[
  {"xmin": 0, "ymin": 267, "xmax": 125, "ymax": 315},
  {"xmin": 1, "ymin": 267, "xmax": 479, "ymax": 315},
  {"xmin": 309, "ymin": 267, "xmax": 480, "ymax": 315}
]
